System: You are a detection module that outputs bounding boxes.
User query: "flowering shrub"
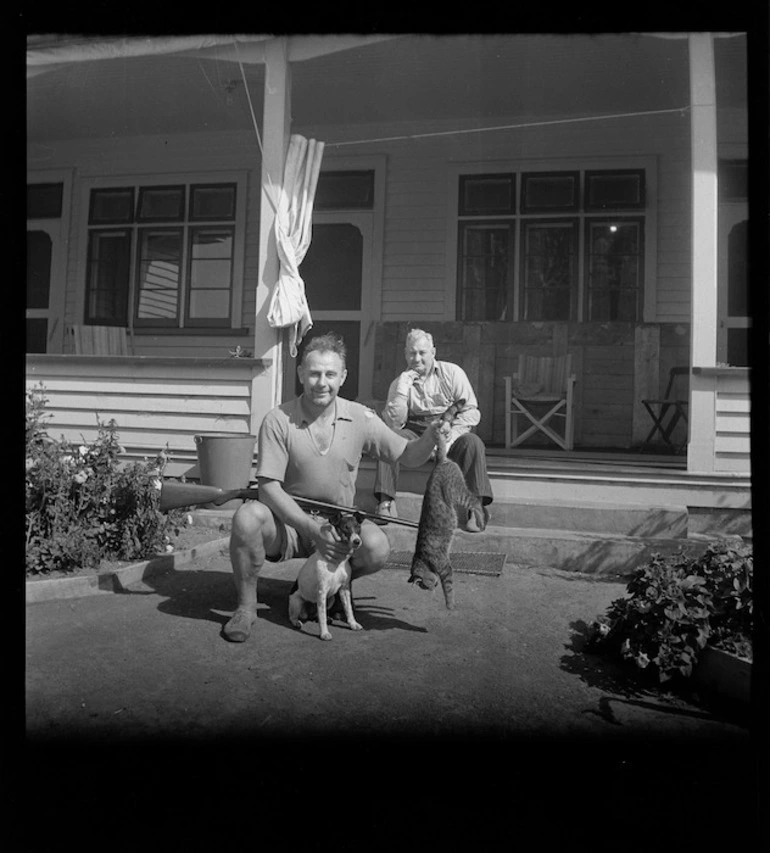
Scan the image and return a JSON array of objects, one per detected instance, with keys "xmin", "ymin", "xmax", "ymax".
[
  {"xmin": 25, "ymin": 384, "xmax": 187, "ymax": 575},
  {"xmin": 586, "ymin": 540, "xmax": 753, "ymax": 683}
]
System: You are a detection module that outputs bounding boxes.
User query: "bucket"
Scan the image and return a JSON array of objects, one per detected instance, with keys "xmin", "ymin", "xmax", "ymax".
[{"xmin": 194, "ymin": 433, "xmax": 257, "ymax": 510}]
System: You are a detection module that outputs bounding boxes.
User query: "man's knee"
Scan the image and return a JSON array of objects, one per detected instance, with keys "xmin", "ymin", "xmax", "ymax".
[
  {"xmin": 451, "ymin": 431, "xmax": 486, "ymax": 461},
  {"xmin": 230, "ymin": 501, "xmax": 278, "ymax": 559},
  {"xmin": 232, "ymin": 500, "xmax": 272, "ymax": 537},
  {"xmin": 351, "ymin": 522, "xmax": 390, "ymax": 577}
]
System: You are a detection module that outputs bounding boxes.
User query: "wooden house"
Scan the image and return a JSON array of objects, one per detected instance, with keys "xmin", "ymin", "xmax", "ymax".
[{"xmin": 26, "ymin": 33, "xmax": 753, "ymax": 527}]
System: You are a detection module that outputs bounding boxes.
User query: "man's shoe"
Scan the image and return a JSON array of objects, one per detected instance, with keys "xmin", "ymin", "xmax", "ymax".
[
  {"xmin": 223, "ymin": 608, "xmax": 257, "ymax": 642},
  {"xmin": 464, "ymin": 505, "xmax": 491, "ymax": 533},
  {"xmin": 376, "ymin": 500, "xmax": 398, "ymax": 520}
]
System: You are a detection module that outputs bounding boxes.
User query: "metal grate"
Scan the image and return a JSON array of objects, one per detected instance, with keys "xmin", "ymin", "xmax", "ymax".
[{"xmin": 385, "ymin": 550, "xmax": 506, "ymax": 577}]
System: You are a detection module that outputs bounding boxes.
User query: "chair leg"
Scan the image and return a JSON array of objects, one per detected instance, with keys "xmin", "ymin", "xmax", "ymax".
[{"xmin": 509, "ymin": 401, "xmax": 568, "ymax": 451}]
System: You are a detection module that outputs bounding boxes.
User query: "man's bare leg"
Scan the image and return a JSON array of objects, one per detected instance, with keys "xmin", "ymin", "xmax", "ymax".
[{"xmin": 224, "ymin": 501, "xmax": 281, "ymax": 642}]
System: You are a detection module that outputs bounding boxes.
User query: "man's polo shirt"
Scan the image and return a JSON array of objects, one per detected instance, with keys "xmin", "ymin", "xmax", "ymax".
[{"xmin": 256, "ymin": 395, "xmax": 408, "ymax": 506}]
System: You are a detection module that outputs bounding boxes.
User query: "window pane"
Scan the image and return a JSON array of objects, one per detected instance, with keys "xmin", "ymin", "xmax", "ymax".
[
  {"xmin": 458, "ymin": 224, "xmax": 512, "ymax": 320},
  {"xmin": 86, "ymin": 230, "xmax": 131, "ymax": 324},
  {"xmin": 586, "ymin": 170, "xmax": 645, "ymax": 209},
  {"xmin": 190, "ymin": 184, "xmax": 236, "ymax": 220},
  {"xmin": 136, "ymin": 230, "xmax": 181, "ymax": 322},
  {"xmin": 89, "ymin": 188, "xmax": 135, "ymax": 224},
  {"xmin": 586, "ymin": 221, "xmax": 642, "ymax": 321},
  {"xmin": 521, "ymin": 173, "xmax": 578, "ymax": 212},
  {"xmin": 27, "ymin": 231, "xmax": 52, "ymax": 309},
  {"xmin": 521, "ymin": 221, "xmax": 576, "ymax": 320},
  {"xmin": 137, "ymin": 186, "xmax": 185, "ymax": 221},
  {"xmin": 187, "ymin": 229, "xmax": 233, "ymax": 321},
  {"xmin": 300, "ymin": 223, "xmax": 362, "ymax": 311},
  {"xmin": 27, "ymin": 183, "xmax": 63, "ymax": 219},
  {"xmin": 459, "ymin": 174, "xmax": 515, "ymax": 215},
  {"xmin": 314, "ymin": 171, "xmax": 374, "ymax": 210}
]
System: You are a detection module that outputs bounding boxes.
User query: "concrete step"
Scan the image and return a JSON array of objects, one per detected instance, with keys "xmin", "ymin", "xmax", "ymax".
[
  {"xmin": 377, "ymin": 522, "xmax": 709, "ymax": 576},
  {"xmin": 370, "ymin": 493, "xmax": 689, "ymax": 538},
  {"xmin": 191, "ymin": 507, "xmax": 713, "ymax": 577}
]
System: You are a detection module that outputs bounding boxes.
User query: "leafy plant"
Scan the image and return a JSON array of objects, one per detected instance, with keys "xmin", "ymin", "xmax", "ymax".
[
  {"xmin": 25, "ymin": 384, "xmax": 187, "ymax": 575},
  {"xmin": 586, "ymin": 541, "xmax": 753, "ymax": 683}
]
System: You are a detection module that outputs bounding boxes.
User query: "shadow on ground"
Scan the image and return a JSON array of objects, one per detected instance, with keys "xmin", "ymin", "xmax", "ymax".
[
  {"xmin": 561, "ymin": 617, "xmax": 749, "ymax": 728},
  {"xmin": 116, "ymin": 567, "xmax": 427, "ymax": 638}
]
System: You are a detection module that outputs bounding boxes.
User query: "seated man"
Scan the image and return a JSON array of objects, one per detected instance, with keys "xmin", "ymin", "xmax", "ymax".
[
  {"xmin": 374, "ymin": 328, "xmax": 493, "ymax": 532},
  {"xmin": 224, "ymin": 332, "xmax": 448, "ymax": 643}
]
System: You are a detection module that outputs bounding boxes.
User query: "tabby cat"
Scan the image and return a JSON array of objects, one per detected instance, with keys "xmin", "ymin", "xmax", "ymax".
[{"xmin": 408, "ymin": 400, "xmax": 485, "ymax": 610}]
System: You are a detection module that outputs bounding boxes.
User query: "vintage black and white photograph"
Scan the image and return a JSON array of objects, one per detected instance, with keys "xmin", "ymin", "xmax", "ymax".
[{"xmin": 23, "ymin": 18, "xmax": 766, "ymax": 850}]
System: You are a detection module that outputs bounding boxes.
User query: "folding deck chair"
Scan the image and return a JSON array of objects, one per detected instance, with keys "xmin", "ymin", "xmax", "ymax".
[
  {"xmin": 640, "ymin": 366, "xmax": 689, "ymax": 453},
  {"xmin": 504, "ymin": 354, "xmax": 576, "ymax": 451}
]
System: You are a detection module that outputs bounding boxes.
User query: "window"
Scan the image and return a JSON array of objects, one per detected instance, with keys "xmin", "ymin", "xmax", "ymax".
[
  {"xmin": 84, "ymin": 181, "xmax": 238, "ymax": 328},
  {"xmin": 314, "ymin": 171, "xmax": 375, "ymax": 210},
  {"xmin": 457, "ymin": 168, "xmax": 646, "ymax": 322},
  {"xmin": 521, "ymin": 220, "xmax": 577, "ymax": 320}
]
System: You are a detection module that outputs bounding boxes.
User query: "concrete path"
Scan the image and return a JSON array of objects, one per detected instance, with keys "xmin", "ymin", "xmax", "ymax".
[{"xmin": 23, "ymin": 545, "xmax": 758, "ymax": 849}]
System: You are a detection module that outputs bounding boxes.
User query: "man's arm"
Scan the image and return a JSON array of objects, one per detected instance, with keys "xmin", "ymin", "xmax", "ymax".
[
  {"xmin": 382, "ymin": 370, "xmax": 419, "ymax": 428},
  {"xmin": 398, "ymin": 419, "xmax": 449, "ymax": 468}
]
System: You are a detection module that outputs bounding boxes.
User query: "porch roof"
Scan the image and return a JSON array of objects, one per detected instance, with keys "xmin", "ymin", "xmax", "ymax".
[{"xmin": 27, "ymin": 33, "xmax": 747, "ymax": 144}]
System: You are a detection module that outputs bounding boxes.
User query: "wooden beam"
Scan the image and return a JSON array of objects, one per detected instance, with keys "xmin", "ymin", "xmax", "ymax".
[
  {"xmin": 255, "ymin": 38, "xmax": 291, "ymax": 412},
  {"xmin": 287, "ymin": 35, "xmax": 397, "ymax": 62},
  {"xmin": 688, "ymin": 33, "xmax": 719, "ymax": 474}
]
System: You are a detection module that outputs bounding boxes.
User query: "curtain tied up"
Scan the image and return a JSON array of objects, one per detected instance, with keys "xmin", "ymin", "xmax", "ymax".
[{"xmin": 267, "ymin": 134, "xmax": 325, "ymax": 357}]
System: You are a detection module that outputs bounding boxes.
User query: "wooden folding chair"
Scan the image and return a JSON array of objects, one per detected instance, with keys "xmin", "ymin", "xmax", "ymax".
[
  {"xmin": 69, "ymin": 324, "xmax": 130, "ymax": 355},
  {"xmin": 640, "ymin": 366, "xmax": 689, "ymax": 453},
  {"xmin": 505, "ymin": 355, "xmax": 576, "ymax": 450}
]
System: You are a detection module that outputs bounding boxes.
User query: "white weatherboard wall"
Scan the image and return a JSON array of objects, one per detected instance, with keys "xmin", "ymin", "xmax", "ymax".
[
  {"xmin": 314, "ymin": 110, "xmax": 693, "ymax": 325},
  {"xmin": 709, "ymin": 369, "xmax": 751, "ymax": 473},
  {"xmin": 26, "ymin": 355, "xmax": 272, "ymax": 479}
]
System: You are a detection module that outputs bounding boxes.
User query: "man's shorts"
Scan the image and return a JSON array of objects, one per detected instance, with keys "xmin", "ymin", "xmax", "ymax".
[
  {"xmin": 264, "ymin": 510, "xmax": 382, "ymax": 563},
  {"xmin": 264, "ymin": 512, "xmax": 320, "ymax": 563}
]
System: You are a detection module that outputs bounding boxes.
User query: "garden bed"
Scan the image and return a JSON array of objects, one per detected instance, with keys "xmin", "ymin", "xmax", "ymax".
[
  {"xmin": 691, "ymin": 646, "xmax": 752, "ymax": 706},
  {"xmin": 27, "ymin": 522, "xmax": 229, "ymax": 582}
]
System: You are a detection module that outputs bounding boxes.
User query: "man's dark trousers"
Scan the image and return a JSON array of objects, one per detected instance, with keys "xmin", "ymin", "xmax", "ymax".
[{"xmin": 374, "ymin": 421, "xmax": 493, "ymax": 505}]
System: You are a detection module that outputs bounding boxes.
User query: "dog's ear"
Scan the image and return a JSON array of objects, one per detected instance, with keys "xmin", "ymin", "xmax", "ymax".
[{"xmin": 328, "ymin": 511, "xmax": 342, "ymax": 527}]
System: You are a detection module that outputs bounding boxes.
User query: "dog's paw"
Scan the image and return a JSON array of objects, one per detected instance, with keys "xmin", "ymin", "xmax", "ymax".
[
  {"xmin": 320, "ymin": 631, "xmax": 333, "ymax": 641},
  {"xmin": 291, "ymin": 619, "xmax": 304, "ymax": 629},
  {"xmin": 348, "ymin": 621, "xmax": 363, "ymax": 631}
]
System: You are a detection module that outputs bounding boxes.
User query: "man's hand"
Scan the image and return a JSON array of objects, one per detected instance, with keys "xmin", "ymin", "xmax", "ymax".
[
  {"xmin": 395, "ymin": 368, "xmax": 421, "ymax": 394},
  {"xmin": 427, "ymin": 416, "xmax": 452, "ymax": 446},
  {"xmin": 310, "ymin": 518, "xmax": 355, "ymax": 562}
]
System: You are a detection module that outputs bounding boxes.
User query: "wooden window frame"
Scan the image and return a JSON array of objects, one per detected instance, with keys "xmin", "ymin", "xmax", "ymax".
[
  {"xmin": 136, "ymin": 185, "xmax": 186, "ymax": 223},
  {"xmin": 183, "ymin": 225, "xmax": 235, "ymax": 328},
  {"xmin": 456, "ymin": 220, "xmax": 516, "ymax": 321},
  {"xmin": 520, "ymin": 171, "xmax": 580, "ymax": 214},
  {"xmin": 519, "ymin": 217, "xmax": 579, "ymax": 321},
  {"xmin": 452, "ymin": 160, "xmax": 654, "ymax": 323},
  {"xmin": 80, "ymin": 173, "xmax": 246, "ymax": 331},
  {"xmin": 583, "ymin": 216, "xmax": 645, "ymax": 322}
]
